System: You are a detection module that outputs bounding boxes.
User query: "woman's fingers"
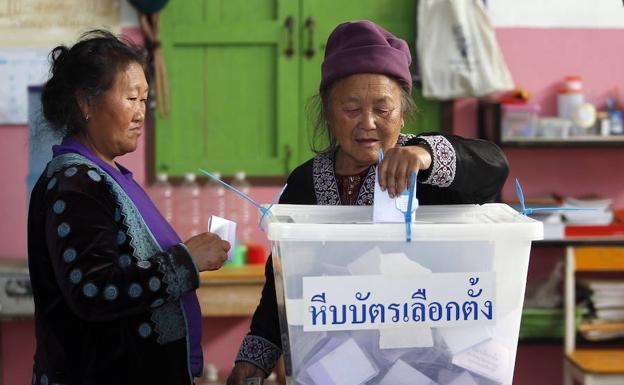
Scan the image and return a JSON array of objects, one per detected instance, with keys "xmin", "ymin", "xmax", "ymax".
[{"xmin": 379, "ymin": 147, "xmax": 425, "ymax": 198}]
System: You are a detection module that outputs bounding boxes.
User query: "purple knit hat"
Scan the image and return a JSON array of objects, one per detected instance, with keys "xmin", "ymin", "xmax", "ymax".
[{"xmin": 320, "ymin": 20, "xmax": 412, "ymax": 94}]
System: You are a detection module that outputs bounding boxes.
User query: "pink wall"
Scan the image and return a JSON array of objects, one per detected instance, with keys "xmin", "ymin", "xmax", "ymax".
[{"xmin": 455, "ymin": 28, "xmax": 624, "ymax": 208}]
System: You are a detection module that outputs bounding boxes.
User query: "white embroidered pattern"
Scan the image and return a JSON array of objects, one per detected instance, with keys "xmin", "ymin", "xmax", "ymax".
[
  {"xmin": 236, "ymin": 335, "xmax": 281, "ymax": 375},
  {"xmin": 419, "ymin": 135, "xmax": 456, "ymax": 188},
  {"xmin": 312, "ymin": 152, "xmax": 340, "ymax": 205},
  {"xmin": 312, "ymin": 134, "xmax": 416, "ymax": 205}
]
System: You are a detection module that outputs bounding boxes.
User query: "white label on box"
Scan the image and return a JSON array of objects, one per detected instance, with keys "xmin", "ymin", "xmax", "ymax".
[
  {"xmin": 379, "ymin": 327, "xmax": 434, "ymax": 349},
  {"xmin": 302, "ymin": 273, "xmax": 495, "ymax": 332}
]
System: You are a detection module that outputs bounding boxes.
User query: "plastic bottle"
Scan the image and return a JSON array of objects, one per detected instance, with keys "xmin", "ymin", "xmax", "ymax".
[
  {"xmin": 558, "ymin": 75, "xmax": 585, "ymax": 135},
  {"xmin": 178, "ymin": 172, "xmax": 201, "ymax": 239},
  {"xmin": 229, "ymin": 171, "xmax": 253, "ymax": 244},
  {"xmin": 264, "ymin": 372, "xmax": 279, "ymax": 385},
  {"xmin": 151, "ymin": 172, "xmax": 175, "ymax": 227},
  {"xmin": 202, "ymin": 171, "xmax": 226, "ymax": 219},
  {"xmin": 199, "ymin": 363, "xmax": 222, "ymax": 385}
]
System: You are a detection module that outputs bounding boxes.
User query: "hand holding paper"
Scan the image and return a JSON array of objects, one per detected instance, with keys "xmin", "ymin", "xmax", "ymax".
[{"xmin": 208, "ymin": 215, "xmax": 237, "ymax": 261}]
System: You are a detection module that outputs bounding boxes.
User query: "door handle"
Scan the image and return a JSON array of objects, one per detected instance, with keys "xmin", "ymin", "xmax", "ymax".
[
  {"xmin": 305, "ymin": 16, "xmax": 315, "ymax": 59},
  {"xmin": 284, "ymin": 16, "xmax": 295, "ymax": 58}
]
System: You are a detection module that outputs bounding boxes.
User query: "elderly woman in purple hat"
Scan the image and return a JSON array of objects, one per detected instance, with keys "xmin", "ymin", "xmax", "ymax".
[
  {"xmin": 227, "ymin": 20, "xmax": 508, "ymax": 384},
  {"xmin": 28, "ymin": 30, "xmax": 230, "ymax": 385}
]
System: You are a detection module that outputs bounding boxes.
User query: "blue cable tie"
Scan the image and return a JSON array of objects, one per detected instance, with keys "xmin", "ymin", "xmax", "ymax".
[
  {"xmin": 515, "ymin": 178, "xmax": 596, "ymax": 216},
  {"xmin": 404, "ymin": 171, "xmax": 417, "ymax": 243},
  {"xmin": 199, "ymin": 168, "xmax": 262, "ymax": 210},
  {"xmin": 257, "ymin": 183, "xmax": 288, "ymax": 229}
]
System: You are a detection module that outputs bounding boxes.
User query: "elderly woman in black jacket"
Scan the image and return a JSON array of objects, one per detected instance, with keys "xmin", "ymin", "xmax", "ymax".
[{"xmin": 227, "ymin": 20, "xmax": 508, "ymax": 384}]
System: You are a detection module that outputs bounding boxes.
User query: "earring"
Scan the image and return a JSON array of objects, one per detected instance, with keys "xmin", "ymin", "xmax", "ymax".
[{"xmin": 85, "ymin": 115, "xmax": 90, "ymax": 121}]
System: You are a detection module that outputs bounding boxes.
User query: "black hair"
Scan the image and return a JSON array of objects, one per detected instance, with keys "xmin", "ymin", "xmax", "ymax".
[
  {"xmin": 41, "ymin": 29, "xmax": 147, "ymax": 136},
  {"xmin": 307, "ymin": 76, "xmax": 416, "ymax": 154}
]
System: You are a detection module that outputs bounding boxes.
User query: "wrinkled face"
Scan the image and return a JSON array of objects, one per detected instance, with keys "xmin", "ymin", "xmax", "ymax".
[
  {"xmin": 328, "ymin": 74, "xmax": 404, "ymax": 169},
  {"xmin": 84, "ymin": 61, "xmax": 148, "ymax": 160}
]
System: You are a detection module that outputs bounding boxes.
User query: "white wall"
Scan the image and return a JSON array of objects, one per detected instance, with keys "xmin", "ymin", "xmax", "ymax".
[{"xmin": 488, "ymin": 0, "xmax": 624, "ymax": 28}]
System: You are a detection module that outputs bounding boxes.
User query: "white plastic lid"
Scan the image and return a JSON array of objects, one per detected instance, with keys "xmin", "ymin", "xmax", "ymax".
[
  {"xmin": 184, "ymin": 172, "xmax": 196, "ymax": 183},
  {"xmin": 266, "ymin": 203, "xmax": 543, "ymax": 242}
]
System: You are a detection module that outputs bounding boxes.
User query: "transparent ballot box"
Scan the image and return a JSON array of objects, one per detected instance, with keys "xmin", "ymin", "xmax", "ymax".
[{"xmin": 265, "ymin": 204, "xmax": 543, "ymax": 385}]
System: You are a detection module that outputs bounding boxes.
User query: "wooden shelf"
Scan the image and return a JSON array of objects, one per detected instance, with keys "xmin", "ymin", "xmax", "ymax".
[
  {"xmin": 567, "ymin": 350, "xmax": 624, "ymax": 373},
  {"xmin": 501, "ymin": 136, "xmax": 624, "ymax": 148},
  {"xmin": 477, "ymin": 100, "xmax": 624, "ymax": 148},
  {"xmin": 197, "ymin": 264, "xmax": 266, "ymax": 317}
]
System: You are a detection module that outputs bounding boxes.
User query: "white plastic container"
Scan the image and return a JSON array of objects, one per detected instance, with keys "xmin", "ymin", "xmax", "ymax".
[
  {"xmin": 265, "ymin": 204, "xmax": 542, "ymax": 385},
  {"xmin": 537, "ymin": 117, "xmax": 571, "ymax": 138},
  {"xmin": 557, "ymin": 89, "xmax": 583, "ymax": 122},
  {"xmin": 178, "ymin": 173, "xmax": 201, "ymax": 239},
  {"xmin": 501, "ymin": 103, "xmax": 540, "ymax": 139}
]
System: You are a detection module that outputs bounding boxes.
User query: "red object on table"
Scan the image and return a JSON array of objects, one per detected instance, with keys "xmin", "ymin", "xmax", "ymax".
[
  {"xmin": 565, "ymin": 223, "xmax": 624, "ymax": 238},
  {"xmin": 246, "ymin": 243, "xmax": 267, "ymax": 264}
]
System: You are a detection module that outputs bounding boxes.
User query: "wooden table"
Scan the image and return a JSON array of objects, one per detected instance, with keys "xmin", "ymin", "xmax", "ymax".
[{"xmin": 197, "ymin": 264, "xmax": 266, "ymax": 317}]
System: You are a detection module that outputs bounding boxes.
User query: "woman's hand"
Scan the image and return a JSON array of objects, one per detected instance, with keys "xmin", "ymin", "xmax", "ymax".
[
  {"xmin": 226, "ymin": 361, "xmax": 266, "ymax": 385},
  {"xmin": 378, "ymin": 145, "xmax": 432, "ymax": 198},
  {"xmin": 184, "ymin": 232, "xmax": 230, "ymax": 271}
]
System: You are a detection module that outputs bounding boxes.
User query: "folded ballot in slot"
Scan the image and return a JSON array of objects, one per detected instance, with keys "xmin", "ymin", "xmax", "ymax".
[{"xmin": 264, "ymin": 204, "xmax": 543, "ymax": 385}]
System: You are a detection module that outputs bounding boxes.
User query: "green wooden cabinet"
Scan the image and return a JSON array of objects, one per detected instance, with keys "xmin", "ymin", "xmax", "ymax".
[{"xmin": 156, "ymin": 0, "xmax": 439, "ymax": 177}]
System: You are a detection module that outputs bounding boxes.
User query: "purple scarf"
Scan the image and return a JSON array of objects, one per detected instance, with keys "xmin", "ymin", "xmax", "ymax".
[{"xmin": 53, "ymin": 137, "xmax": 203, "ymax": 376}]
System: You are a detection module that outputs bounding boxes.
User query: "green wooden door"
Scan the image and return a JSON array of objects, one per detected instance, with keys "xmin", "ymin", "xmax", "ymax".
[
  {"xmin": 296, "ymin": 0, "xmax": 440, "ymax": 165},
  {"xmin": 157, "ymin": 0, "xmax": 299, "ymax": 176}
]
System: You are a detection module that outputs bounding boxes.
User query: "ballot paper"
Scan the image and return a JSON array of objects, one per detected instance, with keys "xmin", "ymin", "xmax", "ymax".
[
  {"xmin": 380, "ymin": 253, "xmax": 432, "ymax": 276},
  {"xmin": 451, "ymin": 339, "xmax": 510, "ymax": 383},
  {"xmin": 286, "ymin": 298, "xmax": 303, "ymax": 325},
  {"xmin": 347, "ymin": 246, "xmax": 382, "ymax": 275},
  {"xmin": 207, "ymin": 215, "xmax": 236, "ymax": 261},
  {"xmin": 444, "ymin": 371, "xmax": 479, "ymax": 385},
  {"xmin": 305, "ymin": 338, "xmax": 378, "ymax": 385},
  {"xmin": 438, "ymin": 324, "xmax": 493, "ymax": 354},
  {"xmin": 290, "ymin": 327, "xmax": 327, "ymax": 369},
  {"xmin": 379, "ymin": 327, "xmax": 434, "ymax": 349},
  {"xmin": 378, "ymin": 359, "xmax": 439, "ymax": 385},
  {"xmin": 373, "ymin": 167, "xmax": 419, "ymax": 223}
]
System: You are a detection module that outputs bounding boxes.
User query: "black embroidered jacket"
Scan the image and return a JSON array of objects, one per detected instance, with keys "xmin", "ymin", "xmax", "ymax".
[{"xmin": 28, "ymin": 154, "xmax": 199, "ymax": 385}]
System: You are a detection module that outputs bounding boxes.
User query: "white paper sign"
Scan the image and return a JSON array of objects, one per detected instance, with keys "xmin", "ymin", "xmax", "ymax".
[
  {"xmin": 379, "ymin": 327, "xmax": 433, "ymax": 349},
  {"xmin": 303, "ymin": 273, "xmax": 496, "ymax": 331}
]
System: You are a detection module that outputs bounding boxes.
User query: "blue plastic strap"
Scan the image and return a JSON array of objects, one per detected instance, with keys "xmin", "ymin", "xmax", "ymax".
[
  {"xmin": 379, "ymin": 149, "xmax": 417, "ymax": 242},
  {"xmin": 200, "ymin": 169, "xmax": 262, "ymax": 210},
  {"xmin": 515, "ymin": 178, "xmax": 596, "ymax": 216},
  {"xmin": 199, "ymin": 169, "xmax": 287, "ymax": 231},
  {"xmin": 404, "ymin": 171, "xmax": 417, "ymax": 243},
  {"xmin": 257, "ymin": 183, "xmax": 288, "ymax": 228}
]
